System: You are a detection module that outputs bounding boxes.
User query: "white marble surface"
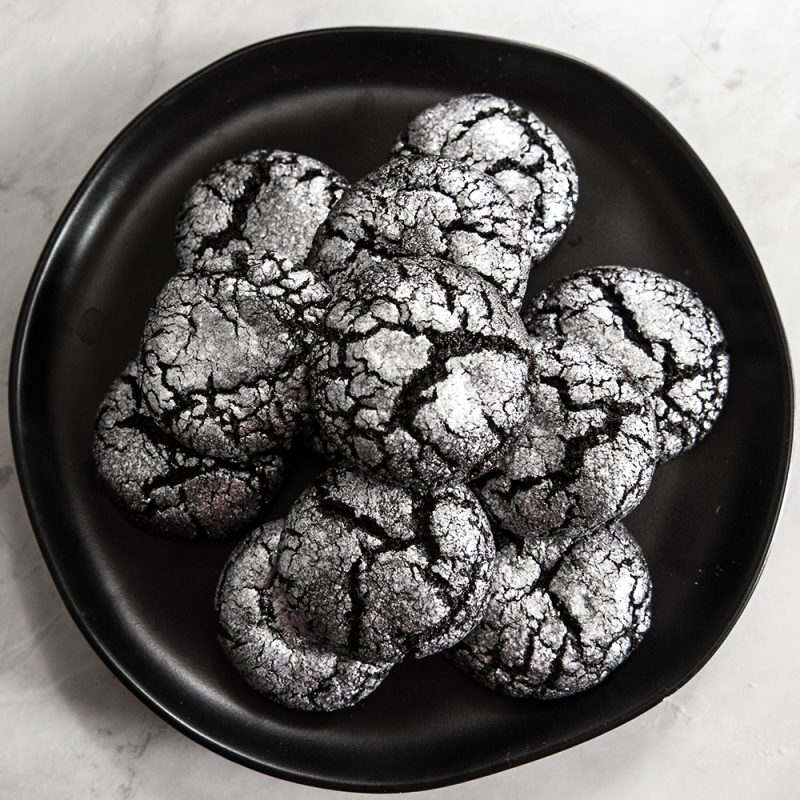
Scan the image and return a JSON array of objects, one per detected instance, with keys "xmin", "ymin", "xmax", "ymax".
[{"xmin": 1, "ymin": 1, "xmax": 798, "ymax": 797}]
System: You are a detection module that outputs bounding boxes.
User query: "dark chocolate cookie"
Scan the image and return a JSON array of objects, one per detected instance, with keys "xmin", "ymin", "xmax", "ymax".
[
  {"xmin": 176, "ymin": 149, "xmax": 348, "ymax": 274},
  {"xmin": 310, "ymin": 256, "xmax": 532, "ymax": 487},
  {"xmin": 93, "ymin": 362, "xmax": 283, "ymax": 538},
  {"xmin": 474, "ymin": 335, "xmax": 658, "ymax": 538},
  {"xmin": 307, "ymin": 155, "xmax": 533, "ymax": 308},
  {"xmin": 393, "ymin": 94, "xmax": 578, "ymax": 262},
  {"xmin": 276, "ymin": 467, "xmax": 495, "ymax": 664},
  {"xmin": 449, "ymin": 521, "xmax": 652, "ymax": 699},
  {"xmin": 139, "ymin": 267, "xmax": 330, "ymax": 460},
  {"xmin": 527, "ymin": 267, "xmax": 729, "ymax": 461},
  {"xmin": 216, "ymin": 519, "xmax": 393, "ymax": 711}
]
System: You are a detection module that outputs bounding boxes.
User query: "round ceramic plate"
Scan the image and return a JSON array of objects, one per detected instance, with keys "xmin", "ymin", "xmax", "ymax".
[{"xmin": 9, "ymin": 28, "xmax": 792, "ymax": 792}]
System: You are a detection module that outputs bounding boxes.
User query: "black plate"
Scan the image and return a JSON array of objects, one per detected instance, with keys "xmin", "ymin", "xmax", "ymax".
[{"xmin": 9, "ymin": 28, "xmax": 793, "ymax": 792}]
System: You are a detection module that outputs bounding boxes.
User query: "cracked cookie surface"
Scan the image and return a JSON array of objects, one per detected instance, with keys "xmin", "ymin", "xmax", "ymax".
[
  {"xmin": 307, "ymin": 154, "xmax": 533, "ymax": 308},
  {"xmin": 176, "ymin": 149, "xmax": 348, "ymax": 274},
  {"xmin": 93, "ymin": 362, "xmax": 284, "ymax": 539},
  {"xmin": 449, "ymin": 521, "xmax": 652, "ymax": 699},
  {"xmin": 276, "ymin": 467, "xmax": 495, "ymax": 664},
  {"xmin": 215, "ymin": 519, "xmax": 393, "ymax": 711},
  {"xmin": 474, "ymin": 335, "xmax": 658, "ymax": 538},
  {"xmin": 393, "ymin": 93, "xmax": 578, "ymax": 262},
  {"xmin": 139, "ymin": 268, "xmax": 330, "ymax": 460},
  {"xmin": 310, "ymin": 256, "xmax": 532, "ymax": 487},
  {"xmin": 527, "ymin": 267, "xmax": 729, "ymax": 461}
]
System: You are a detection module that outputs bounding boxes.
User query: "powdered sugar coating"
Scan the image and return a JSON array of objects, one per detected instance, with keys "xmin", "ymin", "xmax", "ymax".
[
  {"xmin": 450, "ymin": 521, "xmax": 652, "ymax": 699},
  {"xmin": 216, "ymin": 519, "xmax": 392, "ymax": 711},
  {"xmin": 310, "ymin": 256, "xmax": 532, "ymax": 487},
  {"xmin": 474, "ymin": 335, "xmax": 658, "ymax": 538},
  {"xmin": 176, "ymin": 149, "xmax": 348, "ymax": 275},
  {"xmin": 139, "ymin": 267, "xmax": 330, "ymax": 460},
  {"xmin": 527, "ymin": 267, "xmax": 729, "ymax": 461},
  {"xmin": 394, "ymin": 94, "xmax": 578, "ymax": 262},
  {"xmin": 93, "ymin": 362, "xmax": 283, "ymax": 539},
  {"xmin": 307, "ymin": 155, "xmax": 533, "ymax": 308},
  {"xmin": 276, "ymin": 467, "xmax": 495, "ymax": 664}
]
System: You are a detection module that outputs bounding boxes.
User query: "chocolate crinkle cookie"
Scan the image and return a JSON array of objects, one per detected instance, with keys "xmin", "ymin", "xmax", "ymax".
[
  {"xmin": 527, "ymin": 266, "xmax": 729, "ymax": 461},
  {"xmin": 393, "ymin": 93, "xmax": 578, "ymax": 262},
  {"xmin": 93, "ymin": 362, "xmax": 284, "ymax": 539},
  {"xmin": 176, "ymin": 149, "xmax": 348, "ymax": 274},
  {"xmin": 474, "ymin": 335, "xmax": 658, "ymax": 539},
  {"xmin": 310, "ymin": 256, "xmax": 532, "ymax": 488},
  {"xmin": 139, "ymin": 267, "xmax": 330, "ymax": 461},
  {"xmin": 216, "ymin": 519, "xmax": 393, "ymax": 711},
  {"xmin": 307, "ymin": 154, "xmax": 534, "ymax": 308},
  {"xmin": 449, "ymin": 521, "xmax": 652, "ymax": 699},
  {"xmin": 276, "ymin": 467, "xmax": 495, "ymax": 665}
]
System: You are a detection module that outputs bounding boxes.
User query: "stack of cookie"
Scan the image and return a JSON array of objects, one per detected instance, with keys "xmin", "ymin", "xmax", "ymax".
[
  {"xmin": 93, "ymin": 151, "xmax": 348, "ymax": 538},
  {"xmin": 93, "ymin": 94, "xmax": 729, "ymax": 712}
]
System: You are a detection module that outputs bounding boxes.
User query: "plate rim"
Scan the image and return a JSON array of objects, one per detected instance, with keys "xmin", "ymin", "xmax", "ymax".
[{"xmin": 8, "ymin": 26, "xmax": 794, "ymax": 792}]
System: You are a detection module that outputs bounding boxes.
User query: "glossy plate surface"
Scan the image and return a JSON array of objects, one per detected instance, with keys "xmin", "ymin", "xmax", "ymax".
[{"xmin": 10, "ymin": 27, "xmax": 792, "ymax": 792}]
